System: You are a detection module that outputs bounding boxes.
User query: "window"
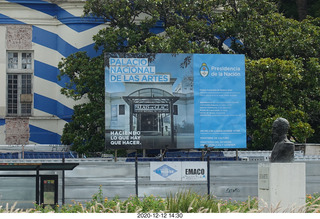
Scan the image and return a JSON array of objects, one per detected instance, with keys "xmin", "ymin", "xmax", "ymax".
[
  {"xmin": 173, "ymin": 105, "xmax": 178, "ymax": 115},
  {"xmin": 119, "ymin": 104, "xmax": 125, "ymax": 115},
  {"xmin": 7, "ymin": 51, "xmax": 33, "ymax": 116},
  {"xmin": 8, "ymin": 52, "xmax": 32, "ymax": 70}
]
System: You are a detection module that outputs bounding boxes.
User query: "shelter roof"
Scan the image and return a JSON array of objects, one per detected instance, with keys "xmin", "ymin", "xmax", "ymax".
[{"xmin": 0, "ymin": 162, "xmax": 79, "ymax": 171}]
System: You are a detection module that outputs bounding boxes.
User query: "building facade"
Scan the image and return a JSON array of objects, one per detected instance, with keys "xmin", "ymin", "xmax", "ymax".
[{"xmin": 0, "ymin": 0, "xmax": 106, "ymax": 145}]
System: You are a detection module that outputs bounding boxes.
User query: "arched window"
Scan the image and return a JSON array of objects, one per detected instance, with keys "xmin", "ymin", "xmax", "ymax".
[{"xmin": 128, "ymin": 88, "xmax": 173, "ymax": 97}]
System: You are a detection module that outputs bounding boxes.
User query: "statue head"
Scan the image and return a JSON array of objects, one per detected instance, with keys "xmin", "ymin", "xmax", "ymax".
[{"xmin": 272, "ymin": 117, "xmax": 290, "ymax": 142}]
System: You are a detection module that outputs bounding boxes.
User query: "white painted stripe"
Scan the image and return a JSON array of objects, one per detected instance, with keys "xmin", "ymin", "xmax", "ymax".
[
  {"xmin": 1, "ymin": 2, "xmax": 106, "ymax": 48},
  {"xmin": 0, "ymin": 26, "xmax": 6, "ymax": 111},
  {"xmin": 34, "ymin": 76, "xmax": 89, "ymax": 110},
  {"xmin": 30, "ymin": 110, "xmax": 67, "ymax": 135},
  {"xmin": 28, "ymin": 140, "xmax": 38, "ymax": 145},
  {"xmin": 35, "ymin": 24, "xmax": 106, "ymax": 49},
  {"xmin": 1, "ymin": 1, "xmax": 58, "ymax": 24},
  {"xmin": 42, "ymin": 0, "xmax": 86, "ymax": 17},
  {"xmin": 33, "ymin": 43, "xmax": 64, "ymax": 68},
  {"xmin": 32, "ymin": 108, "xmax": 56, "ymax": 117}
]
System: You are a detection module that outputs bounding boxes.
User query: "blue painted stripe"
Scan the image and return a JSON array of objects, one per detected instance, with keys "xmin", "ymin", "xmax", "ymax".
[
  {"xmin": 34, "ymin": 60, "xmax": 71, "ymax": 87},
  {"xmin": 33, "ymin": 26, "xmax": 76, "ymax": 57},
  {"xmin": 0, "ymin": 13, "xmax": 25, "ymax": 24},
  {"xmin": 223, "ymin": 37, "xmax": 243, "ymax": 47},
  {"xmin": 0, "ymin": 119, "xmax": 5, "ymax": 126},
  {"xmin": 34, "ymin": 93, "xmax": 74, "ymax": 120},
  {"xmin": 5, "ymin": 0, "xmax": 104, "ymax": 32},
  {"xmin": 5, "ymin": 0, "xmax": 57, "ymax": 16},
  {"xmin": 34, "ymin": 60, "xmax": 78, "ymax": 94},
  {"xmin": 29, "ymin": 124, "xmax": 61, "ymax": 144},
  {"xmin": 34, "ymin": 60, "xmax": 59, "ymax": 83},
  {"xmin": 223, "ymin": 38, "xmax": 232, "ymax": 48},
  {"xmin": 79, "ymin": 43, "xmax": 103, "ymax": 58},
  {"xmin": 150, "ymin": 21, "xmax": 165, "ymax": 34},
  {"xmin": 32, "ymin": 26, "xmax": 100, "ymax": 58},
  {"xmin": 32, "ymin": 26, "xmax": 58, "ymax": 51},
  {"xmin": 59, "ymin": 17, "xmax": 105, "ymax": 32},
  {"xmin": 215, "ymin": 36, "xmax": 243, "ymax": 48}
]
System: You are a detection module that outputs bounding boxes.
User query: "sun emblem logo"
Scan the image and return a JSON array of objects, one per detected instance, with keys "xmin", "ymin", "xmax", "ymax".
[
  {"xmin": 200, "ymin": 63, "xmax": 209, "ymax": 77},
  {"xmin": 153, "ymin": 164, "xmax": 177, "ymax": 178}
]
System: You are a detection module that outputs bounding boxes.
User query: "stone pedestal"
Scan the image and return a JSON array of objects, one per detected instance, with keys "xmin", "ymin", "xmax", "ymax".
[{"xmin": 258, "ymin": 163, "xmax": 306, "ymax": 212}]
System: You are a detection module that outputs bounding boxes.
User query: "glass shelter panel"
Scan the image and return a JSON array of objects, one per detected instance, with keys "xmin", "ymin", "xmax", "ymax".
[
  {"xmin": 0, "ymin": 177, "xmax": 36, "ymax": 209},
  {"xmin": 43, "ymin": 180, "xmax": 55, "ymax": 204}
]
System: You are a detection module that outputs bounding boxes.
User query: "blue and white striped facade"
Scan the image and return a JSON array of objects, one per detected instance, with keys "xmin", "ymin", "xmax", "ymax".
[{"xmin": 0, "ymin": 0, "xmax": 107, "ymax": 145}]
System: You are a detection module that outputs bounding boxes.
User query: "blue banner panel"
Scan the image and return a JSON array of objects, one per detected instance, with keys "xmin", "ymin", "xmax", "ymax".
[
  {"xmin": 193, "ymin": 54, "xmax": 246, "ymax": 149},
  {"xmin": 105, "ymin": 53, "xmax": 246, "ymax": 149}
]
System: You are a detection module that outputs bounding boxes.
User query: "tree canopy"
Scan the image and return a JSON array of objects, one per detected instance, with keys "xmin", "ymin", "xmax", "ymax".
[
  {"xmin": 279, "ymin": 0, "xmax": 320, "ymax": 20},
  {"xmin": 58, "ymin": 0, "xmax": 320, "ymax": 153}
]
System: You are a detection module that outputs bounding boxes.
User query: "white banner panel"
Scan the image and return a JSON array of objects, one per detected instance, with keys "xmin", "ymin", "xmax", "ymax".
[
  {"xmin": 150, "ymin": 162, "xmax": 181, "ymax": 181},
  {"xmin": 181, "ymin": 162, "xmax": 207, "ymax": 181},
  {"xmin": 150, "ymin": 162, "xmax": 207, "ymax": 181}
]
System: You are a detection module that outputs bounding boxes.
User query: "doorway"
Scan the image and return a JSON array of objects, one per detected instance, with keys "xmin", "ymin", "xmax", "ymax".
[{"xmin": 140, "ymin": 114, "xmax": 158, "ymax": 132}]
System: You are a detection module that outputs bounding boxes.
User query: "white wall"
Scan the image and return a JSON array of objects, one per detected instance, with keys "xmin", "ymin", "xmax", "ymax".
[{"xmin": 0, "ymin": 26, "xmax": 6, "ymax": 117}]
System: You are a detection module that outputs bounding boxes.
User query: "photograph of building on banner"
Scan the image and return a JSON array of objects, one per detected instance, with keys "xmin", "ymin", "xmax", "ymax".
[{"xmin": 105, "ymin": 53, "xmax": 246, "ymax": 150}]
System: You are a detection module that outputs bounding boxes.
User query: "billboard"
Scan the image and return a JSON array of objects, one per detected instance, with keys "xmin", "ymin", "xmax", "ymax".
[{"xmin": 105, "ymin": 53, "xmax": 246, "ymax": 149}]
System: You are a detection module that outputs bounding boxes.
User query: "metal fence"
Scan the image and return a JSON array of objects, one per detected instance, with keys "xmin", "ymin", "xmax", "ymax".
[
  {"xmin": 0, "ymin": 159, "xmax": 319, "ymax": 207},
  {"xmin": 63, "ymin": 160, "xmax": 320, "ymax": 203}
]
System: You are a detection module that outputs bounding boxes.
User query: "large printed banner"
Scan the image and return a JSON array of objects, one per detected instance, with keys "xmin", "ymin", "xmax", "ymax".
[{"xmin": 105, "ymin": 53, "xmax": 246, "ymax": 149}]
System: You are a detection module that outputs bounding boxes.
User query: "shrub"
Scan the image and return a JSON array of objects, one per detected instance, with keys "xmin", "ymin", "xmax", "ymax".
[{"xmin": 2, "ymin": 188, "xmax": 320, "ymax": 213}]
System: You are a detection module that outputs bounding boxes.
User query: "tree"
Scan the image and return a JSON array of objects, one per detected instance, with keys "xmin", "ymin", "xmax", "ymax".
[
  {"xmin": 245, "ymin": 58, "xmax": 317, "ymax": 149},
  {"xmin": 58, "ymin": 0, "xmax": 320, "ymax": 152},
  {"xmin": 85, "ymin": 0, "xmax": 223, "ymax": 54},
  {"xmin": 215, "ymin": 1, "xmax": 320, "ymax": 148},
  {"xmin": 279, "ymin": 0, "xmax": 320, "ymax": 20},
  {"xmin": 219, "ymin": 1, "xmax": 320, "ymax": 149},
  {"xmin": 59, "ymin": 0, "xmax": 227, "ymax": 153},
  {"xmin": 296, "ymin": 0, "xmax": 308, "ymax": 20},
  {"xmin": 58, "ymin": 53, "xmax": 105, "ymax": 154}
]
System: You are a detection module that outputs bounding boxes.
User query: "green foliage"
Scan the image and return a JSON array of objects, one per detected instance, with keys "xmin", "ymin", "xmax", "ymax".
[
  {"xmin": 220, "ymin": 2, "xmax": 320, "ymax": 59},
  {"xmin": 7, "ymin": 188, "xmax": 320, "ymax": 213},
  {"xmin": 166, "ymin": 190, "xmax": 214, "ymax": 213},
  {"xmin": 165, "ymin": 191, "xmax": 259, "ymax": 213},
  {"xmin": 57, "ymin": 0, "xmax": 320, "ymax": 152},
  {"xmin": 220, "ymin": 0, "xmax": 320, "ymax": 149},
  {"xmin": 246, "ymin": 58, "xmax": 317, "ymax": 148},
  {"xmin": 279, "ymin": 0, "xmax": 320, "ymax": 20},
  {"xmin": 86, "ymin": 0, "xmax": 225, "ymax": 54},
  {"xmin": 58, "ymin": 53, "xmax": 105, "ymax": 153}
]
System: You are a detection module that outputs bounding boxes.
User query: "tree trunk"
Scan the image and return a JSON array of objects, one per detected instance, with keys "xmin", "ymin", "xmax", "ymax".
[{"xmin": 296, "ymin": 0, "xmax": 307, "ymax": 20}]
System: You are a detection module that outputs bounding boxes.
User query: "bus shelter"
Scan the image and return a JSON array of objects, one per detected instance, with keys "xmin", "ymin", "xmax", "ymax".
[{"xmin": 0, "ymin": 162, "xmax": 79, "ymax": 207}]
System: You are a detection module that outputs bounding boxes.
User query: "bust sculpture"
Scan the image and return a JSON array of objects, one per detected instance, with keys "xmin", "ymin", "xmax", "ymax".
[{"xmin": 270, "ymin": 118, "xmax": 294, "ymax": 162}]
